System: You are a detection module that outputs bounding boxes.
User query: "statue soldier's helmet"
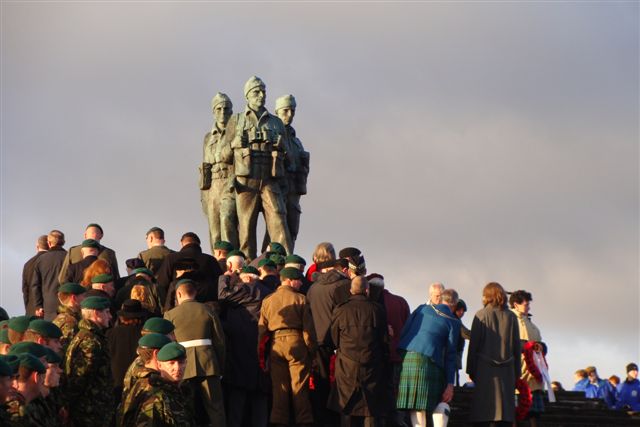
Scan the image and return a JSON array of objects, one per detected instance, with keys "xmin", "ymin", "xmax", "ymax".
[
  {"xmin": 211, "ymin": 92, "xmax": 232, "ymax": 110},
  {"xmin": 244, "ymin": 76, "xmax": 266, "ymax": 97},
  {"xmin": 275, "ymin": 94, "xmax": 296, "ymax": 112}
]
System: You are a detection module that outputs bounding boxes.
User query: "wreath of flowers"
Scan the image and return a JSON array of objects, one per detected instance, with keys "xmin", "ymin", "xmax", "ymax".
[
  {"xmin": 516, "ymin": 378, "xmax": 533, "ymax": 421},
  {"xmin": 522, "ymin": 340, "xmax": 544, "ymax": 383}
]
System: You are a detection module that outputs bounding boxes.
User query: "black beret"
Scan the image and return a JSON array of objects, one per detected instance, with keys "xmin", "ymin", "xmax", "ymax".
[
  {"xmin": 280, "ymin": 267, "xmax": 304, "ymax": 280},
  {"xmin": 157, "ymin": 342, "xmax": 186, "ymax": 361},
  {"xmin": 28, "ymin": 319, "xmax": 62, "ymax": 339},
  {"xmin": 138, "ymin": 333, "xmax": 172, "ymax": 349},
  {"xmin": 143, "ymin": 318, "xmax": 174, "ymax": 335}
]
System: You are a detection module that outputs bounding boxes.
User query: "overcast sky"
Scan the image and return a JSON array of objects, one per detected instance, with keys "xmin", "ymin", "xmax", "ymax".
[{"xmin": 1, "ymin": 2, "xmax": 638, "ymax": 389}]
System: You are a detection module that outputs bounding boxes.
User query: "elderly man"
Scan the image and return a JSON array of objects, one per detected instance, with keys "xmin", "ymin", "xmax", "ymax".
[
  {"xmin": 58, "ymin": 223, "xmax": 119, "ymax": 283},
  {"xmin": 428, "ymin": 282, "xmax": 444, "ymax": 305},
  {"xmin": 224, "ymin": 76, "xmax": 293, "ymax": 260},
  {"xmin": 138, "ymin": 227, "xmax": 174, "ymax": 275},
  {"xmin": 31, "ymin": 230, "xmax": 67, "ymax": 320},
  {"xmin": 164, "ymin": 279, "xmax": 226, "ymax": 426},
  {"xmin": 201, "ymin": 93, "xmax": 239, "ymax": 253},
  {"xmin": 329, "ymin": 276, "xmax": 389, "ymax": 427},
  {"xmin": 65, "ymin": 296, "xmax": 114, "ymax": 426}
]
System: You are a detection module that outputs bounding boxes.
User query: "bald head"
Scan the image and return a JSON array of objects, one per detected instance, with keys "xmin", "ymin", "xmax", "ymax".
[
  {"xmin": 429, "ymin": 282, "xmax": 444, "ymax": 304},
  {"xmin": 350, "ymin": 276, "xmax": 369, "ymax": 296}
]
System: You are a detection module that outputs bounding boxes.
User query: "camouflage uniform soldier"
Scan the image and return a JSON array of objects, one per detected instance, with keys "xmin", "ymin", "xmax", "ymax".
[
  {"xmin": 225, "ymin": 76, "xmax": 293, "ymax": 260},
  {"xmin": 0, "ymin": 357, "xmax": 13, "ymax": 426},
  {"xmin": 6, "ymin": 353, "xmax": 52, "ymax": 426},
  {"xmin": 201, "ymin": 92, "xmax": 239, "ymax": 252},
  {"xmin": 52, "ymin": 282, "xmax": 86, "ymax": 353},
  {"xmin": 65, "ymin": 296, "xmax": 114, "ymax": 427}
]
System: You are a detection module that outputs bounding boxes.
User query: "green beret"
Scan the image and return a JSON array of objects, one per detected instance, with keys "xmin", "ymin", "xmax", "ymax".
[
  {"xmin": 58, "ymin": 282, "xmax": 86, "ymax": 295},
  {"xmin": 143, "ymin": 318, "xmax": 174, "ymax": 335},
  {"xmin": 28, "ymin": 319, "xmax": 62, "ymax": 339},
  {"xmin": 0, "ymin": 307, "xmax": 8, "ymax": 322},
  {"xmin": 268, "ymin": 242, "xmax": 286, "ymax": 256},
  {"xmin": 241, "ymin": 266, "xmax": 259, "ymax": 276},
  {"xmin": 0, "ymin": 329, "xmax": 10, "ymax": 345},
  {"xmin": 44, "ymin": 348, "xmax": 62, "ymax": 365},
  {"xmin": 80, "ymin": 296, "xmax": 111, "ymax": 310},
  {"xmin": 258, "ymin": 258, "xmax": 276, "ymax": 268},
  {"xmin": 285, "ymin": 254, "xmax": 306, "ymax": 266},
  {"xmin": 91, "ymin": 273, "xmax": 113, "ymax": 284},
  {"xmin": 280, "ymin": 267, "xmax": 304, "ymax": 280},
  {"xmin": 227, "ymin": 249, "xmax": 246, "ymax": 259},
  {"xmin": 269, "ymin": 254, "xmax": 285, "ymax": 266},
  {"xmin": 0, "ymin": 320, "xmax": 7, "ymax": 329},
  {"xmin": 133, "ymin": 268, "xmax": 153, "ymax": 277},
  {"xmin": 8, "ymin": 316, "xmax": 31, "ymax": 333},
  {"xmin": 138, "ymin": 333, "xmax": 172, "ymax": 349},
  {"xmin": 9, "ymin": 341, "xmax": 48, "ymax": 358},
  {"xmin": 213, "ymin": 241, "xmax": 234, "ymax": 252},
  {"xmin": 157, "ymin": 342, "xmax": 186, "ymax": 362},
  {"xmin": 18, "ymin": 353, "xmax": 46, "ymax": 374},
  {"xmin": 0, "ymin": 358, "xmax": 11, "ymax": 377},
  {"xmin": 0, "ymin": 355, "xmax": 19, "ymax": 375},
  {"xmin": 275, "ymin": 94, "xmax": 297, "ymax": 112},
  {"xmin": 211, "ymin": 92, "xmax": 232, "ymax": 110},
  {"xmin": 243, "ymin": 75, "xmax": 265, "ymax": 97},
  {"xmin": 81, "ymin": 239, "xmax": 100, "ymax": 249}
]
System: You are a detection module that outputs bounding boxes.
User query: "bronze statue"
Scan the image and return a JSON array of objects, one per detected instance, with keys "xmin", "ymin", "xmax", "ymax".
[{"xmin": 200, "ymin": 92, "xmax": 239, "ymax": 252}]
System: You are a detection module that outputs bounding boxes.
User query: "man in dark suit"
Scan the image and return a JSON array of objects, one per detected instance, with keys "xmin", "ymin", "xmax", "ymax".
[
  {"xmin": 164, "ymin": 279, "xmax": 226, "ymax": 426},
  {"xmin": 22, "ymin": 235, "xmax": 48, "ymax": 316},
  {"xmin": 31, "ymin": 230, "xmax": 67, "ymax": 320}
]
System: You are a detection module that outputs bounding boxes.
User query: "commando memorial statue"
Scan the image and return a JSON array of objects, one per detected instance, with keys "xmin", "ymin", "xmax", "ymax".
[{"xmin": 200, "ymin": 76, "xmax": 310, "ymax": 260}]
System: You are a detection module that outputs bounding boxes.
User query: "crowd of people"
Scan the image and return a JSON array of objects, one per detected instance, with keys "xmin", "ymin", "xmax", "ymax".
[{"xmin": 0, "ymin": 222, "xmax": 637, "ymax": 427}]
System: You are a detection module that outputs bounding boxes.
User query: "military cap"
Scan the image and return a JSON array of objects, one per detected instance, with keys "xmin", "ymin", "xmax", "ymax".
[
  {"xmin": 138, "ymin": 333, "xmax": 172, "ymax": 349},
  {"xmin": 0, "ymin": 307, "xmax": 8, "ymax": 322},
  {"xmin": 28, "ymin": 319, "xmax": 62, "ymax": 339},
  {"xmin": 58, "ymin": 282, "xmax": 86, "ymax": 295},
  {"xmin": 211, "ymin": 92, "xmax": 232, "ymax": 110},
  {"xmin": 244, "ymin": 76, "xmax": 266, "ymax": 97},
  {"xmin": 0, "ymin": 358, "xmax": 11, "ymax": 377},
  {"xmin": 180, "ymin": 232, "xmax": 201, "ymax": 244},
  {"xmin": 126, "ymin": 258, "xmax": 145, "ymax": 269},
  {"xmin": 86, "ymin": 223, "xmax": 104, "ymax": 234},
  {"xmin": 18, "ymin": 353, "xmax": 46, "ymax": 374},
  {"xmin": 174, "ymin": 258, "xmax": 199, "ymax": 271},
  {"xmin": 213, "ymin": 240, "xmax": 234, "ymax": 252},
  {"xmin": 81, "ymin": 296, "xmax": 111, "ymax": 310},
  {"xmin": 0, "ymin": 329, "xmax": 10, "ymax": 345},
  {"xmin": 91, "ymin": 273, "xmax": 113, "ymax": 284},
  {"xmin": 8, "ymin": 316, "xmax": 31, "ymax": 333},
  {"xmin": 275, "ymin": 94, "xmax": 297, "ymax": 112},
  {"xmin": 133, "ymin": 267, "xmax": 153, "ymax": 277},
  {"xmin": 143, "ymin": 317, "xmax": 175, "ymax": 335},
  {"xmin": 157, "ymin": 342, "xmax": 186, "ymax": 362},
  {"xmin": 0, "ymin": 355, "xmax": 19, "ymax": 375},
  {"xmin": 241, "ymin": 266, "xmax": 259, "ymax": 276},
  {"xmin": 339, "ymin": 247, "xmax": 366, "ymax": 275},
  {"xmin": 270, "ymin": 254, "xmax": 285, "ymax": 266},
  {"xmin": 280, "ymin": 267, "xmax": 304, "ymax": 280},
  {"xmin": 9, "ymin": 341, "xmax": 48, "ymax": 358},
  {"xmin": 285, "ymin": 254, "xmax": 306, "ymax": 266},
  {"xmin": 227, "ymin": 249, "xmax": 246, "ymax": 259},
  {"xmin": 268, "ymin": 242, "xmax": 286, "ymax": 256},
  {"xmin": 81, "ymin": 239, "xmax": 100, "ymax": 249},
  {"xmin": 627, "ymin": 363, "xmax": 638, "ymax": 373},
  {"xmin": 44, "ymin": 348, "xmax": 62, "ymax": 365},
  {"xmin": 258, "ymin": 258, "xmax": 276, "ymax": 268}
]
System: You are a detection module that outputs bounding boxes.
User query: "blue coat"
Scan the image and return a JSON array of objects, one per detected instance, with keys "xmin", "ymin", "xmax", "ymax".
[
  {"xmin": 585, "ymin": 378, "xmax": 616, "ymax": 408},
  {"xmin": 397, "ymin": 303, "xmax": 460, "ymax": 383},
  {"xmin": 616, "ymin": 378, "xmax": 640, "ymax": 411}
]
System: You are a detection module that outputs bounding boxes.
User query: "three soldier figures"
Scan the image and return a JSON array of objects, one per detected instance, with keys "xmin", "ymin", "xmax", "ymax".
[{"xmin": 200, "ymin": 76, "xmax": 310, "ymax": 260}]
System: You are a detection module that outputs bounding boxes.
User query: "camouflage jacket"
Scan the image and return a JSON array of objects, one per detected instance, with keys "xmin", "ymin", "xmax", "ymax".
[
  {"xmin": 118, "ymin": 369, "xmax": 193, "ymax": 427},
  {"xmin": 52, "ymin": 304, "xmax": 80, "ymax": 353},
  {"xmin": 121, "ymin": 356, "xmax": 147, "ymax": 400},
  {"xmin": 6, "ymin": 393, "xmax": 56, "ymax": 427},
  {"xmin": 64, "ymin": 319, "xmax": 114, "ymax": 427}
]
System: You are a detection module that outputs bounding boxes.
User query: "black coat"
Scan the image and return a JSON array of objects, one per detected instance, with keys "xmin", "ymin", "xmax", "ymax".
[
  {"xmin": 306, "ymin": 269, "xmax": 351, "ymax": 346},
  {"xmin": 30, "ymin": 247, "xmax": 67, "ymax": 320},
  {"xmin": 63, "ymin": 255, "xmax": 98, "ymax": 284},
  {"xmin": 329, "ymin": 295, "xmax": 390, "ymax": 417},
  {"xmin": 106, "ymin": 322, "xmax": 144, "ymax": 388},
  {"xmin": 22, "ymin": 251, "xmax": 46, "ymax": 316},
  {"xmin": 156, "ymin": 244, "xmax": 221, "ymax": 303},
  {"xmin": 217, "ymin": 275, "xmax": 273, "ymax": 390}
]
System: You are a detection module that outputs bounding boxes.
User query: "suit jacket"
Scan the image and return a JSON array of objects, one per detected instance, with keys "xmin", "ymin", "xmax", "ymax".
[
  {"xmin": 22, "ymin": 251, "xmax": 47, "ymax": 316},
  {"xmin": 164, "ymin": 299, "xmax": 225, "ymax": 379},
  {"xmin": 138, "ymin": 245, "xmax": 174, "ymax": 275},
  {"xmin": 30, "ymin": 246, "xmax": 67, "ymax": 320},
  {"xmin": 58, "ymin": 243, "xmax": 119, "ymax": 283}
]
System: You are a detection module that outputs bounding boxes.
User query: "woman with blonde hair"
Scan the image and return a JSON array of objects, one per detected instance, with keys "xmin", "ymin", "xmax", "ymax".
[
  {"xmin": 80, "ymin": 259, "xmax": 112, "ymax": 288},
  {"xmin": 467, "ymin": 282, "xmax": 521, "ymax": 427}
]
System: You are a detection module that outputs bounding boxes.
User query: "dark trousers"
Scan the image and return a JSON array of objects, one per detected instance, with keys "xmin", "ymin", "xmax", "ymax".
[
  {"xmin": 311, "ymin": 345, "xmax": 339, "ymax": 427},
  {"xmin": 340, "ymin": 415, "xmax": 383, "ymax": 427},
  {"xmin": 225, "ymin": 385, "xmax": 268, "ymax": 427}
]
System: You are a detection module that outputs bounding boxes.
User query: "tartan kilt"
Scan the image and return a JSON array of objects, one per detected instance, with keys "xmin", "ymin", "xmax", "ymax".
[{"xmin": 396, "ymin": 351, "xmax": 445, "ymax": 412}]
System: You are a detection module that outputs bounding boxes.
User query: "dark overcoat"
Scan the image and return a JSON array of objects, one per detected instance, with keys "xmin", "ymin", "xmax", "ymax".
[
  {"xmin": 306, "ymin": 269, "xmax": 350, "ymax": 346},
  {"xmin": 466, "ymin": 305, "xmax": 521, "ymax": 423},
  {"xmin": 22, "ymin": 250, "xmax": 46, "ymax": 316},
  {"xmin": 329, "ymin": 294, "xmax": 390, "ymax": 417},
  {"xmin": 30, "ymin": 246, "xmax": 67, "ymax": 320}
]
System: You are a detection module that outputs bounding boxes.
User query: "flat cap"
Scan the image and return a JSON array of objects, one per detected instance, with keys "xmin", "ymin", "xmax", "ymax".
[
  {"xmin": 280, "ymin": 267, "xmax": 304, "ymax": 280},
  {"xmin": 227, "ymin": 250, "xmax": 246, "ymax": 259},
  {"xmin": 8, "ymin": 316, "xmax": 31, "ymax": 333},
  {"xmin": 213, "ymin": 241, "xmax": 234, "ymax": 252},
  {"xmin": 241, "ymin": 266, "xmax": 259, "ymax": 276},
  {"xmin": 91, "ymin": 274, "xmax": 113, "ymax": 284},
  {"xmin": 81, "ymin": 296, "xmax": 111, "ymax": 310},
  {"xmin": 275, "ymin": 94, "xmax": 296, "ymax": 112},
  {"xmin": 243, "ymin": 76, "xmax": 265, "ymax": 97},
  {"xmin": 285, "ymin": 254, "xmax": 306, "ymax": 266},
  {"xmin": 143, "ymin": 318, "xmax": 175, "ymax": 335},
  {"xmin": 258, "ymin": 258, "xmax": 276, "ymax": 268},
  {"xmin": 138, "ymin": 333, "xmax": 172, "ymax": 349},
  {"xmin": 9, "ymin": 341, "xmax": 48, "ymax": 358},
  {"xmin": 18, "ymin": 353, "xmax": 46, "ymax": 374},
  {"xmin": 28, "ymin": 319, "xmax": 62, "ymax": 339},
  {"xmin": 59, "ymin": 282, "xmax": 86, "ymax": 295},
  {"xmin": 157, "ymin": 342, "xmax": 186, "ymax": 361},
  {"xmin": 81, "ymin": 239, "xmax": 100, "ymax": 249}
]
